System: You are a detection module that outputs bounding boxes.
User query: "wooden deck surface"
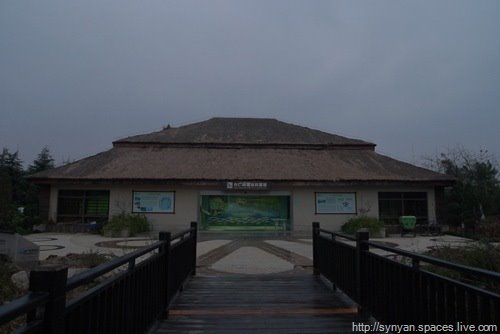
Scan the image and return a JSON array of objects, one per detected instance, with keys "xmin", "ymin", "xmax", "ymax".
[{"xmin": 154, "ymin": 273, "xmax": 370, "ymax": 333}]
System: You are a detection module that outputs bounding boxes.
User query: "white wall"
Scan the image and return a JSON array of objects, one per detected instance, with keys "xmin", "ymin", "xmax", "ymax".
[
  {"xmin": 290, "ymin": 188, "xmax": 379, "ymax": 232},
  {"xmin": 49, "ymin": 184, "xmax": 198, "ymax": 233},
  {"xmin": 48, "ymin": 184, "xmax": 436, "ymax": 234},
  {"xmin": 290, "ymin": 186, "xmax": 435, "ymax": 232},
  {"xmin": 109, "ymin": 185, "xmax": 198, "ymax": 232}
]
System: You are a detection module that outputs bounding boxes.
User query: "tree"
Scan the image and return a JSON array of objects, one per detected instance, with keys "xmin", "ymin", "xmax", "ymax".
[
  {"xmin": 424, "ymin": 148, "xmax": 500, "ymax": 226},
  {"xmin": 28, "ymin": 146, "xmax": 55, "ymax": 174},
  {"xmin": 25, "ymin": 147, "xmax": 55, "ymax": 228},
  {"xmin": 0, "ymin": 148, "xmax": 24, "ymax": 231},
  {"xmin": 0, "ymin": 147, "xmax": 56, "ymax": 232},
  {"xmin": 0, "ymin": 148, "xmax": 24, "ymax": 206}
]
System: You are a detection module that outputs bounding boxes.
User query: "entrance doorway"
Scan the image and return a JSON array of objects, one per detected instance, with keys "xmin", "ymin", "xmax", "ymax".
[{"xmin": 200, "ymin": 195, "xmax": 290, "ymax": 231}]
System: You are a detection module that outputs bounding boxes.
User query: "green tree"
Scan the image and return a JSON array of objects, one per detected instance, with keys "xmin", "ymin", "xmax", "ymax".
[
  {"xmin": 425, "ymin": 149, "xmax": 500, "ymax": 227},
  {"xmin": 0, "ymin": 148, "xmax": 25, "ymax": 205},
  {"xmin": 0, "ymin": 148, "xmax": 24, "ymax": 231},
  {"xmin": 0, "ymin": 147, "xmax": 56, "ymax": 232},
  {"xmin": 25, "ymin": 147, "xmax": 55, "ymax": 228},
  {"xmin": 27, "ymin": 146, "xmax": 55, "ymax": 174}
]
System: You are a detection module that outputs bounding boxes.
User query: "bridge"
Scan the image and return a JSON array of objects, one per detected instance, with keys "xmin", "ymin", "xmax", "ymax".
[{"xmin": 1, "ymin": 222, "xmax": 499, "ymax": 333}]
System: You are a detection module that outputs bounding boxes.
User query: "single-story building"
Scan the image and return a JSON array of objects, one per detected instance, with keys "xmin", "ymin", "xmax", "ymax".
[{"xmin": 30, "ymin": 117, "xmax": 454, "ymax": 233}]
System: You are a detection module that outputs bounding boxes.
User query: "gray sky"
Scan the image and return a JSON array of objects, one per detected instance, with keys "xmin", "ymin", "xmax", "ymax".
[{"xmin": 1, "ymin": 1, "xmax": 499, "ymax": 167}]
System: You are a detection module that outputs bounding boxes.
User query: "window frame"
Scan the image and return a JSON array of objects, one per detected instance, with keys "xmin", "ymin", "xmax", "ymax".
[
  {"xmin": 57, "ymin": 189, "xmax": 110, "ymax": 223},
  {"xmin": 378, "ymin": 191, "xmax": 428, "ymax": 225}
]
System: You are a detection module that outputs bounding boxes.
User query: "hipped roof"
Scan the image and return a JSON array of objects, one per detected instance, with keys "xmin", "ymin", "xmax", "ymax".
[
  {"xmin": 114, "ymin": 117, "xmax": 374, "ymax": 147},
  {"xmin": 30, "ymin": 117, "xmax": 453, "ymax": 185},
  {"xmin": 31, "ymin": 146, "xmax": 453, "ymax": 184}
]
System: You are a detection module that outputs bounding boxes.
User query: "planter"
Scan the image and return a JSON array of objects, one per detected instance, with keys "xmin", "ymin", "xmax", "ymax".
[
  {"xmin": 355, "ymin": 227, "xmax": 386, "ymax": 238},
  {"xmin": 370, "ymin": 227, "xmax": 386, "ymax": 238},
  {"xmin": 103, "ymin": 228, "xmax": 130, "ymax": 238}
]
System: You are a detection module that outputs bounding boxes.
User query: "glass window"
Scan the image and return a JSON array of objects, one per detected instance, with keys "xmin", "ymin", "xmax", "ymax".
[
  {"xmin": 57, "ymin": 190, "xmax": 109, "ymax": 223},
  {"xmin": 378, "ymin": 192, "xmax": 428, "ymax": 225}
]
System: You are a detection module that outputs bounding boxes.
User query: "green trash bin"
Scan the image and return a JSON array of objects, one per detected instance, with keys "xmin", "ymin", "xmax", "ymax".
[{"xmin": 399, "ymin": 216, "xmax": 416, "ymax": 237}]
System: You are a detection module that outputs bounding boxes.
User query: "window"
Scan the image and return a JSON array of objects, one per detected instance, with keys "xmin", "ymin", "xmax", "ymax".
[
  {"xmin": 57, "ymin": 190, "xmax": 110, "ymax": 223},
  {"xmin": 378, "ymin": 192, "xmax": 428, "ymax": 225}
]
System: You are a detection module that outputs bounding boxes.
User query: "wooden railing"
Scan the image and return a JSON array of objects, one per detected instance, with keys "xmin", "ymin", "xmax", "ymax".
[
  {"xmin": 312, "ymin": 222, "xmax": 500, "ymax": 326},
  {"xmin": 0, "ymin": 222, "xmax": 197, "ymax": 334}
]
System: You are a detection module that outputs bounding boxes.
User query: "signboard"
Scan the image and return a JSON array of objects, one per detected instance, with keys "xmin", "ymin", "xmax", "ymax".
[
  {"xmin": 316, "ymin": 193, "xmax": 356, "ymax": 214},
  {"xmin": 226, "ymin": 181, "xmax": 269, "ymax": 191},
  {"xmin": 132, "ymin": 192, "xmax": 174, "ymax": 213}
]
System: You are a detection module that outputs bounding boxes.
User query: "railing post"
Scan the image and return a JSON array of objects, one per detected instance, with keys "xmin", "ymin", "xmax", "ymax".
[
  {"xmin": 29, "ymin": 265, "xmax": 68, "ymax": 334},
  {"xmin": 355, "ymin": 230, "xmax": 369, "ymax": 313},
  {"xmin": 190, "ymin": 222, "xmax": 198, "ymax": 276},
  {"xmin": 159, "ymin": 231, "xmax": 171, "ymax": 315},
  {"xmin": 159, "ymin": 231, "xmax": 170, "ymax": 253},
  {"xmin": 312, "ymin": 222, "xmax": 320, "ymax": 275}
]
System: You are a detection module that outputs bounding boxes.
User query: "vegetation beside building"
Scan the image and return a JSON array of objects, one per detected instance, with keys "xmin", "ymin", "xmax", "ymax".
[{"xmin": 0, "ymin": 147, "xmax": 54, "ymax": 234}]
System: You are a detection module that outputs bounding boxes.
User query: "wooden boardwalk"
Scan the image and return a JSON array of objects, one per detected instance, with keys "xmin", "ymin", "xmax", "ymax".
[{"xmin": 154, "ymin": 273, "xmax": 370, "ymax": 333}]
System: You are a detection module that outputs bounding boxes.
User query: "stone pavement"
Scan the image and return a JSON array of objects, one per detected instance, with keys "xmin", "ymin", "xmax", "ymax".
[{"xmin": 25, "ymin": 232, "xmax": 473, "ymax": 274}]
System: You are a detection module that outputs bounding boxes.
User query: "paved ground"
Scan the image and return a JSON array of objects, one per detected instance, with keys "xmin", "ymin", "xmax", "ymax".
[{"xmin": 25, "ymin": 232, "xmax": 473, "ymax": 274}]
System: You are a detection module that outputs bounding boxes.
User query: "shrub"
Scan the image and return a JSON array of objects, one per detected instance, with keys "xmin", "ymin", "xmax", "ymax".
[
  {"xmin": 102, "ymin": 212, "xmax": 149, "ymax": 237},
  {"xmin": 425, "ymin": 242, "xmax": 500, "ymax": 293},
  {"xmin": 341, "ymin": 216, "xmax": 384, "ymax": 235},
  {"xmin": 478, "ymin": 217, "xmax": 500, "ymax": 241}
]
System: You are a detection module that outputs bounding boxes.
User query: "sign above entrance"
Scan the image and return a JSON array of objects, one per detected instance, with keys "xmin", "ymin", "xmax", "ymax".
[{"xmin": 225, "ymin": 181, "xmax": 269, "ymax": 191}]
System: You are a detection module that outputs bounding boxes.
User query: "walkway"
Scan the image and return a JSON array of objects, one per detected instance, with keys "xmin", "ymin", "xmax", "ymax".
[
  {"xmin": 153, "ymin": 236, "xmax": 368, "ymax": 333},
  {"xmin": 155, "ymin": 273, "xmax": 368, "ymax": 333}
]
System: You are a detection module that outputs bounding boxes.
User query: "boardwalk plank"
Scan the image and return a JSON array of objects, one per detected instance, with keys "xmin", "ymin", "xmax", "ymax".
[{"xmin": 154, "ymin": 273, "xmax": 369, "ymax": 333}]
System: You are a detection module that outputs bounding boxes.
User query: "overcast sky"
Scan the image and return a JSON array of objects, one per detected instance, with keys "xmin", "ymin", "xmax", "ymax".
[{"xmin": 1, "ymin": 1, "xmax": 499, "ymax": 168}]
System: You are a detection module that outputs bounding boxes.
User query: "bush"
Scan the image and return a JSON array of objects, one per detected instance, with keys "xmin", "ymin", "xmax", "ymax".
[
  {"xmin": 102, "ymin": 212, "xmax": 149, "ymax": 237},
  {"xmin": 478, "ymin": 217, "xmax": 500, "ymax": 240},
  {"xmin": 0, "ymin": 259, "xmax": 24, "ymax": 305},
  {"xmin": 425, "ymin": 242, "xmax": 500, "ymax": 293},
  {"xmin": 341, "ymin": 216, "xmax": 384, "ymax": 235}
]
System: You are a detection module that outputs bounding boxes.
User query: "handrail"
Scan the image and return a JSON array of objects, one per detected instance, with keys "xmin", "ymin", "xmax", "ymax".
[
  {"xmin": 66, "ymin": 240, "xmax": 165, "ymax": 291},
  {"xmin": 171, "ymin": 226, "xmax": 195, "ymax": 242},
  {"xmin": 0, "ymin": 224, "xmax": 198, "ymax": 334},
  {"xmin": 313, "ymin": 222, "xmax": 500, "ymax": 326},
  {"xmin": 0, "ymin": 292, "xmax": 48, "ymax": 324},
  {"xmin": 318, "ymin": 228, "xmax": 356, "ymax": 241},
  {"xmin": 364, "ymin": 240, "xmax": 500, "ymax": 281}
]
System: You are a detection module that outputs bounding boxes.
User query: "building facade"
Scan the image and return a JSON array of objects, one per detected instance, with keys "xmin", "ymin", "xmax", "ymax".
[{"xmin": 31, "ymin": 118, "xmax": 453, "ymax": 233}]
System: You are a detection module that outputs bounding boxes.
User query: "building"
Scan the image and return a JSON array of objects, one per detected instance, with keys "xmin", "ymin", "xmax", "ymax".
[{"xmin": 30, "ymin": 117, "xmax": 453, "ymax": 233}]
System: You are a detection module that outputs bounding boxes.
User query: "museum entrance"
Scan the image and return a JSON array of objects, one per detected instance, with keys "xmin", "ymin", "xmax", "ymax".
[{"xmin": 200, "ymin": 195, "xmax": 291, "ymax": 231}]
